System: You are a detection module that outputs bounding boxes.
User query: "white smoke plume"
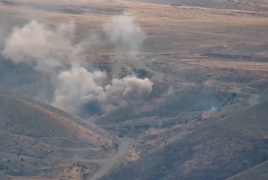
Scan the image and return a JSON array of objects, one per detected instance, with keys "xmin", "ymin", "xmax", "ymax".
[
  {"xmin": 1, "ymin": 13, "xmax": 152, "ymax": 116},
  {"xmin": 53, "ymin": 64, "xmax": 153, "ymax": 115},
  {"xmin": 52, "ymin": 64, "xmax": 106, "ymax": 114},
  {"xmin": 103, "ymin": 12, "xmax": 146, "ymax": 59},
  {"xmin": 2, "ymin": 20, "xmax": 78, "ymax": 73}
]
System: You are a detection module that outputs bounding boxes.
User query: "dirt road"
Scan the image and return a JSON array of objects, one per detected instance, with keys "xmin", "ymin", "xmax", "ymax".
[
  {"xmin": 230, "ymin": 87, "xmax": 260, "ymax": 107},
  {"xmin": 185, "ymin": 59, "xmax": 268, "ymax": 72},
  {"xmin": 127, "ymin": 59, "xmax": 165, "ymax": 81},
  {"xmin": 89, "ymin": 137, "xmax": 130, "ymax": 180}
]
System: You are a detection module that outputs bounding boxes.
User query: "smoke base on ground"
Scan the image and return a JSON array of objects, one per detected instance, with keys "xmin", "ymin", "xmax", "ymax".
[{"xmin": 1, "ymin": 12, "xmax": 153, "ymax": 117}]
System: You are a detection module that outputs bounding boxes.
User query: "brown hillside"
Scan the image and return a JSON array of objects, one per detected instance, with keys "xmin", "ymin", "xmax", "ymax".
[
  {"xmin": 1, "ymin": 0, "xmax": 268, "ymax": 179},
  {"xmin": 101, "ymin": 102, "xmax": 268, "ymax": 180},
  {"xmin": 0, "ymin": 89, "xmax": 117, "ymax": 180}
]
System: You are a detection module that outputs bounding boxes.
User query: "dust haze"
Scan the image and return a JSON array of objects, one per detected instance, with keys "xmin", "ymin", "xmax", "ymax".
[
  {"xmin": 0, "ymin": 12, "xmax": 153, "ymax": 116},
  {"xmin": 103, "ymin": 11, "xmax": 146, "ymax": 60},
  {"xmin": 2, "ymin": 20, "xmax": 78, "ymax": 73}
]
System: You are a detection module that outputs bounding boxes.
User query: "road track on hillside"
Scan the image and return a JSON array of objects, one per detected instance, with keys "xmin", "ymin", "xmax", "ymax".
[
  {"xmin": 89, "ymin": 137, "xmax": 130, "ymax": 180},
  {"xmin": 141, "ymin": 59, "xmax": 261, "ymax": 107},
  {"xmin": 230, "ymin": 87, "xmax": 260, "ymax": 107},
  {"xmin": 89, "ymin": 59, "xmax": 260, "ymax": 180}
]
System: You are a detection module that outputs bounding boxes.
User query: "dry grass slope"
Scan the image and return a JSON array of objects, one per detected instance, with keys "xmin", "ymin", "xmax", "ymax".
[
  {"xmin": 0, "ymin": 89, "xmax": 116, "ymax": 180},
  {"xmin": 1, "ymin": 0, "xmax": 268, "ymax": 179},
  {"xmin": 101, "ymin": 102, "xmax": 268, "ymax": 180}
]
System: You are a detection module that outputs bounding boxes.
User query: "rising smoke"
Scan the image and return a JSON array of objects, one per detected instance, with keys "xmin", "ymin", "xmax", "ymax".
[
  {"xmin": 53, "ymin": 64, "xmax": 153, "ymax": 115},
  {"xmin": 1, "ymin": 12, "xmax": 153, "ymax": 116},
  {"xmin": 103, "ymin": 12, "xmax": 146, "ymax": 60},
  {"xmin": 2, "ymin": 20, "xmax": 78, "ymax": 73}
]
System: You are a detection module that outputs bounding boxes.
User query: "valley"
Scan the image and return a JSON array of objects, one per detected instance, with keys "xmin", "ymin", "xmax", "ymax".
[{"xmin": 0, "ymin": 0, "xmax": 268, "ymax": 179}]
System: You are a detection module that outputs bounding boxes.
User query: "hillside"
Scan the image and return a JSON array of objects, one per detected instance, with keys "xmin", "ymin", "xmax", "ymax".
[
  {"xmin": 227, "ymin": 160, "xmax": 268, "ymax": 180},
  {"xmin": 101, "ymin": 101, "xmax": 268, "ymax": 180},
  {"xmin": 124, "ymin": 0, "xmax": 268, "ymax": 11},
  {"xmin": 0, "ymin": 89, "xmax": 117, "ymax": 180},
  {"xmin": 1, "ymin": 0, "xmax": 268, "ymax": 179}
]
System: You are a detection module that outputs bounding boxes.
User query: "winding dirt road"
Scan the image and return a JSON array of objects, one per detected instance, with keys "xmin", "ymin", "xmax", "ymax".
[
  {"xmin": 230, "ymin": 87, "xmax": 260, "ymax": 107},
  {"xmin": 140, "ymin": 59, "xmax": 261, "ymax": 107},
  {"xmin": 89, "ymin": 137, "xmax": 130, "ymax": 180},
  {"xmin": 91, "ymin": 59, "xmax": 260, "ymax": 180}
]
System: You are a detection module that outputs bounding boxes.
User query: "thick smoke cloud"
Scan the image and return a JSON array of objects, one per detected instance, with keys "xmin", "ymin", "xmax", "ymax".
[
  {"xmin": 53, "ymin": 64, "xmax": 153, "ymax": 115},
  {"xmin": 103, "ymin": 12, "xmax": 146, "ymax": 59},
  {"xmin": 1, "ymin": 13, "xmax": 152, "ymax": 116},
  {"xmin": 2, "ymin": 20, "xmax": 78, "ymax": 73}
]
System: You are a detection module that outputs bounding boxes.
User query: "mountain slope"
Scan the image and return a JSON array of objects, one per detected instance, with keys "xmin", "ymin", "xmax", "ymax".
[
  {"xmin": 0, "ymin": 89, "xmax": 117, "ymax": 179},
  {"xmin": 101, "ymin": 101, "xmax": 268, "ymax": 180},
  {"xmin": 227, "ymin": 160, "xmax": 268, "ymax": 180}
]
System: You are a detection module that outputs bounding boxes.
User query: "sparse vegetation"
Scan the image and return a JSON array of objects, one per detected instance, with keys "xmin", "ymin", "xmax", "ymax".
[
  {"xmin": 100, "ymin": 102, "xmax": 268, "ymax": 180},
  {"xmin": 1, "ymin": 0, "xmax": 268, "ymax": 179}
]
